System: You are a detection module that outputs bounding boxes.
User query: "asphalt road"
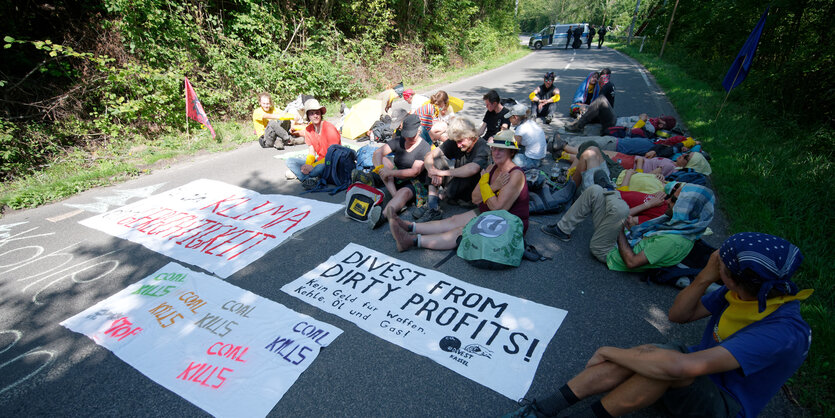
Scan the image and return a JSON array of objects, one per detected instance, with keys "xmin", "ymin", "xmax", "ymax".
[{"xmin": 0, "ymin": 47, "xmax": 801, "ymax": 417}]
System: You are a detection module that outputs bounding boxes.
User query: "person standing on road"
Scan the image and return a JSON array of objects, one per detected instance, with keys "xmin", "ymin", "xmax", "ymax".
[
  {"xmin": 529, "ymin": 72, "xmax": 560, "ymax": 124},
  {"xmin": 478, "ymin": 89, "xmax": 510, "ymax": 142},
  {"xmin": 565, "ymin": 26, "xmax": 573, "ymax": 49},
  {"xmin": 597, "ymin": 25, "xmax": 608, "ymax": 48},
  {"xmin": 505, "ymin": 232, "xmax": 812, "ymax": 418},
  {"xmin": 572, "ymin": 25, "xmax": 584, "ymax": 49},
  {"xmin": 587, "ymin": 25, "xmax": 596, "ymax": 49},
  {"xmin": 284, "ymin": 99, "xmax": 342, "ymax": 189}
]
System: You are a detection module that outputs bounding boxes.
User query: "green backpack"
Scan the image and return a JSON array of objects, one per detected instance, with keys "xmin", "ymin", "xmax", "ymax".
[{"xmin": 457, "ymin": 210, "xmax": 525, "ymax": 269}]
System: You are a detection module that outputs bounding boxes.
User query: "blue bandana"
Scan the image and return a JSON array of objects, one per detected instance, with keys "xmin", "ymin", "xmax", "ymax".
[{"xmin": 720, "ymin": 232, "xmax": 803, "ymax": 312}]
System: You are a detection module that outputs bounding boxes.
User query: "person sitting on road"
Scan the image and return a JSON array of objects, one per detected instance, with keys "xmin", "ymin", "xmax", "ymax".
[
  {"xmin": 372, "ymin": 114, "xmax": 432, "ymax": 224},
  {"xmin": 508, "ymin": 104, "xmax": 547, "ymax": 170},
  {"xmin": 569, "ymin": 72, "xmax": 600, "ymax": 118},
  {"xmin": 389, "ymin": 130, "xmax": 529, "ymax": 252},
  {"xmin": 507, "ymin": 233, "xmax": 812, "ymax": 418},
  {"xmin": 542, "ymin": 178, "xmax": 714, "ymax": 271},
  {"xmin": 529, "ymin": 72, "xmax": 561, "ymax": 124},
  {"xmin": 506, "ymin": 232, "xmax": 813, "ymax": 418},
  {"xmin": 566, "ymin": 68, "xmax": 615, "ymax": 135},
  {"xmin": 253, "ymin": 92, "xmax": 304, "ymax": 150},
  {"xmin": 413, "ymin": 90, "xmax": 454, "ymax": 144},
  {"xmin": 478, "ymin": 89, "xmax": 511, "ymax": 142},
  {"xmin": 416, "ymin": 117, "xmax": 490, "ymax": 222},
  {"xmin": 403, "ymin": 88, "xmax": 430, "ymax": 113},
  {"xmin": 285, "ymin": 99, "xmax": 342, "ymax": 189}
]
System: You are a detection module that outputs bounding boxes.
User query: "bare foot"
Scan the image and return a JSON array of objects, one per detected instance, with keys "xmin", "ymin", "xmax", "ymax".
[{"xmin": 390, "ymin": 215, "xmax": 412, "ymax": 232}]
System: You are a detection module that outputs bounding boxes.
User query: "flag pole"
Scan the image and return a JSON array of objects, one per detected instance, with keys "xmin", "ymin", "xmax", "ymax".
[{"xmin": 715, "ymin": 58, "xmax": 745, "ymax": 122}]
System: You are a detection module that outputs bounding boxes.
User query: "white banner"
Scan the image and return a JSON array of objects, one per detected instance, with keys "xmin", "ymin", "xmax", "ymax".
[
  {"xmin": 61, "ymin": 262, "xmax": 342, "ymax": 418},
  {"xmin": 80, "ymin": 179, "xmax": 342, "ymax": 278},
  {"xmin": 281, "ymin": 243, "xmax": 567, "ymax": 400}
]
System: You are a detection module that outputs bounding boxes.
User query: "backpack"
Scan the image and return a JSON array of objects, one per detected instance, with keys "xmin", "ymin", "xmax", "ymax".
[
  {"xmin": 665, "ymin": 168, "xmax": 707, "ymax": 185},
  {"xmin": 307, "ymin": 144, "xmax": 357, "ymax": 195},
  {"xmin": 355, "ymin": 144, "xmax": 379, "ymax": 170},
  {"xmin": 344, "ymin": 183, "xmax": 386, "ymax": 227},
  {"xmin": 605, "ymin": 126, "xmax": 628, "ymax": 138},
  {"xmin": 457, "ymin": 210, "xmax": 525, "ymax": 269}
]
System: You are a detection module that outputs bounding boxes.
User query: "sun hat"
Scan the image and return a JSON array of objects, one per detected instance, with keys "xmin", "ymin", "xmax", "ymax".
[
  {"xmin": 488, "ymin": 129, "xmax": 519, "ymax": 150},
  {"xmin": 303, "ymin": 99, "xmax": 326, "ymax": 118}
]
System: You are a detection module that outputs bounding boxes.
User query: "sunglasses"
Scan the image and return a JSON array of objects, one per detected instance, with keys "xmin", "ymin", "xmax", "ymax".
[{"xmin": 665, "ymin": 182, "xmax": 682, "ymax": 203}]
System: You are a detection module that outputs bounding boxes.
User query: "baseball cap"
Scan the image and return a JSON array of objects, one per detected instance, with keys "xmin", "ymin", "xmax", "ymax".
[{"xmin": 401, "ymin": 114, "xmax": 420, "ymax": 138}]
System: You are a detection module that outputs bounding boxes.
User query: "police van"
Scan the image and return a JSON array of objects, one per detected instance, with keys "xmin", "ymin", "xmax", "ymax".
[{"xmin": 528, "ymin": 23, "xmax": 589, "ymax": 49}]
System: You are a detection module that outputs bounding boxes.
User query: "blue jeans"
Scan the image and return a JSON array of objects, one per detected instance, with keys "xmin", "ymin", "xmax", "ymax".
[
  {"xmin": 287, "ymin": 157, "xmax": 326, "ymax": 181},
  {"xmin": 512, "ymin": 153, "xmax": 542, "ymax": 170}
]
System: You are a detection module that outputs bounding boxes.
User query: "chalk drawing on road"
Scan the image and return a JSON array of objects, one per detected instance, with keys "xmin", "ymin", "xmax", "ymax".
[
  {"xmin": 0, "ymin": 223, "xmax": 121, "ymax": 305},
  {"xmin": 645, "ymin": 305, "xmax": 672, "ymax": 334},
  {"xmin": 0, "ymin": 330, "xmax": 56, "ymax": 397},
  {"xmin": 46, "ymin": 209, "xmax": 84, "ymax": 223},
  {"xmin": 64, "ymin": 183, "xmax": 166, "ymax": 214}
]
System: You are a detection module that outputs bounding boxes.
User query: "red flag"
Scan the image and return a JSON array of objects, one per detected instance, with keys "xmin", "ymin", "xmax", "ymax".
[{"xmin": 184, "ymin": 77, "xmax": 216, "ymax": 138}]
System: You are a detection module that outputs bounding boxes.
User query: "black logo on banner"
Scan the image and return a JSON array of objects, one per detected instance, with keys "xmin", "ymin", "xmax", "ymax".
[
  {"xmin": 463, "ymin": 344, "xmax": 493, "ymax": 359},
  {"xmin": 439, "ymin": 336, "xmax": 461, "ymax": 352}
]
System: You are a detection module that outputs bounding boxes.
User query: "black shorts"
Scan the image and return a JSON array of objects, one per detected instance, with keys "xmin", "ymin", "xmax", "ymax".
[{"xmin": 655, "ymin": 342, "xmax": 742, "ymax": 418}]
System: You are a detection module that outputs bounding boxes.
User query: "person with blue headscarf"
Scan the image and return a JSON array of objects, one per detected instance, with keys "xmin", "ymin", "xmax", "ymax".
[{"xmin": 503, "ymin": 232, "xmax": 812, "ymax": 418}]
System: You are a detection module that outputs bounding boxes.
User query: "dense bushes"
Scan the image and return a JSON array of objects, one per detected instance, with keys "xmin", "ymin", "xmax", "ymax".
[{"xmin": 0, "ymin": 0, "xmax": 518, "ymax": 181}]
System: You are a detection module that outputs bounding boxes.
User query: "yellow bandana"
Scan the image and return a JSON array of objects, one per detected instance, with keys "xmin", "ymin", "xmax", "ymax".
[{"xmin": 713, "ymin": 289, "xmax": 813, "ymax": 342}]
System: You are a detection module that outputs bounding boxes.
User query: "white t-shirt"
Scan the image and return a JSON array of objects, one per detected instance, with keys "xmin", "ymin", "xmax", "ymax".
[
  {"xmin": 409, "ymin": 94, "xmax": 430, "ymax": 112},
  {"xmin": 515, "ymin": 120, "xmax": 547, "ymax": 159}
]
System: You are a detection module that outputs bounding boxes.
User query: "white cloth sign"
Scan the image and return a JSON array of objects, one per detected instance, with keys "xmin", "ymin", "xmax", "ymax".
[
  {"xmin": 281, "ymin": 243, "xmax": 567, "ymax": 400},
  {"xmin": 61, "ymin": 262, "xmax": 342, "ymax": 418},
  {"xmin": 79, "ymin": 179, "xmax": 342, "ymax": 278}
]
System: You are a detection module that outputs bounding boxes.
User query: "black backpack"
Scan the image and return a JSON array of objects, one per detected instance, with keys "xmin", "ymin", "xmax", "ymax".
[{"xmin": 306, "ymin": 145, "xmax": 357, "ymax": 195}]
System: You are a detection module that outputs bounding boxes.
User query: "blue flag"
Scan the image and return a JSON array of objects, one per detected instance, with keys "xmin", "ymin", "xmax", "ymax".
[{"xmin": 723, "ymin": 7, "xmax": 769, "ymax": 92}]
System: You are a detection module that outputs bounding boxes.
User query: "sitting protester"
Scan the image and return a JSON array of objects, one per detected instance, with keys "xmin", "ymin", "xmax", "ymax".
[
  {"xmin": 285, "ymin": 99, "xmax": 341, "ymax": 189},
  {"xmin": 389, "ymin": 130, "xmax": 529, "ymax": 252},
  {"xmin": 478, "ymin": 89, "xmax": 511, "ymax": 142},
  {"xmin": 565, "ymin": 69, "xmax": 615, "ymax": 135},
  {"xmin": 568, "ymin": 71, "xmax": 600, "ymax": 118},
  {"xmin": 417, "ymin": 117, "xmax": 490, "ymax": 222},
  {"xmin": 505, "ymin": 232, "xmax": 812, "ymax": 418},
  {"xmin": 529, "ymin": 71, "xmax": 561, "ymax": 124},
  {"xmin": 372, "ymin": 114, "xmax": 432, "ymax": 223},
  {"xmin": 508, "ymin": 104, "xmax": 547, "ymax": 170},
  {"xmin": 413, "ymin": 90, "xmax": 453, "ymax": 144},
  {"xmin": 253, "ymin": 92, "xmax": 304, "ymax": 150}
]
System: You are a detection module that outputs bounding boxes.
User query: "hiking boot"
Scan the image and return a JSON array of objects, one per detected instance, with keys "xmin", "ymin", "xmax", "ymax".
[
  {"xmin": 551, "ymin": 133, "xmax": 568, "ymax": 154},
  {"xmin": 416, "ymin": 208, "xmax": 443, "ymax": 223},
  {"xmin": 389, "ymin": 218, "xmax": 414, "ymax": 252},
  {"xmin": 501, "ymin": 399, "xmax": 547, "ymax": 418},
  {"xmin": 285, "ymin": 169, "xmax": 297, "ymax": 180},
  {"xmin": 564, "ymin": 120, "xmax": 582, "ymax": 132},
  {"xmin": 541, "ymin": 223, "xmax": 571, "ymax": 241},
  {"xmin": 367, "ymin": 205, "xmax": 383, "ymax": 229},
  {"xmin": 301, "ymin": 177, "xmax": 320, "ymax": 190}
]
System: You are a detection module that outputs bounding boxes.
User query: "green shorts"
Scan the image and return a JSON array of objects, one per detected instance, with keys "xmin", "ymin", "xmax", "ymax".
[{"xmin": 655, "ymin": 342, "xmax": 742, "ymax": 418}]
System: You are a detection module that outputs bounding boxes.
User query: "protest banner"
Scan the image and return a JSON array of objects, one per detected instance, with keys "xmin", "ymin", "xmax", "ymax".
[
  {"xmin": 61, "ymin": 262, "xmax": 342, "ymax": 418},
  {"xmin": 80, "ymin": 179, "xmax": 342, "ymax": 278},
  {"xmin": 281, "ymin": 243, "xmax": 567, "ymax": 400}
]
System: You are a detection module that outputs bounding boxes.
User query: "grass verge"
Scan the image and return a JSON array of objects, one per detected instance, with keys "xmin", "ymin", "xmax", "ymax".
[
  {"xmin": 0, "ymin": 47, "xmax": 530, "ymax": 213},
  {"xmin": 610, "ymin": 41, "xmax": 834, "ymax": 415}
]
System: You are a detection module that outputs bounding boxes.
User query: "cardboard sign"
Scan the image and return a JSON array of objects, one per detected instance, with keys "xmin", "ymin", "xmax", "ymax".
[
  {"xmin": 62, "ymin": 262, "xmax": 342, "ymax": 418},
  {"xmin": 281, "ymin": 243, "xmax": 567, "ymax": 400},
  {"xmin": 80, "ymin": 179, "xmax": 342, "ymax": 278}
]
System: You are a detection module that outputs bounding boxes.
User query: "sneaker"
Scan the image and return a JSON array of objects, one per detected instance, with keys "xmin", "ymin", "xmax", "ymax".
[
  {"xmin": 502, "ymin": 399, "xmax": 547, "ymax": 418},
  {"xmin": 416, "ymin": 208, "xmax": 443, "ymax": 223},
  {"xmin": 273, "ymin": 142, "xmax": 285, "ymax": 150},
  {"xmin": 550, "ymin": 132, "xmax": 568, "ymax": 154},
  {"xmin": 367, "ymin": 205, "xmax": 383, "ymax": 229},
  {"xmin": 301, "ymin": 177, "xmax": 320, "ymax": 190},
  {"xmin": 564, "ymin": 120, "xmax": 582, "ymax": 132},
  {"xmin": 541, "ymin": 223, "xmax": 571, "ymax": 241}
]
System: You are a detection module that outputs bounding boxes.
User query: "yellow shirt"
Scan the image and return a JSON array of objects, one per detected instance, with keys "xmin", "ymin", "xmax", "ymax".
[{"xmin": 252, "ymin": 107, "xmax": 279, "ymax": 136}]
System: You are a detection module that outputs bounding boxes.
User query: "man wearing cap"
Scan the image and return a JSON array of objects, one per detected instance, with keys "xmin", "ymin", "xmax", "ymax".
[
  {"xmin": 508, "ymin": 104, "xmax": 547, "ymax": 170},
  {"xmin": 543, "ymin": 182, "xmax": 714, "ymax": 270},
  {"xmin": 417, "ymin": 117, "xmax": 490, "ymax": 222},
  {"xmin": 478, "ymin": 89, "xmax": 510, "ymax": 142},
  {"xmin": 285, "ymin": 99, "xmax": 342, "ymax": 189},
  {"xmin": 505, "ymin": 232, "xmax": 812, "ymax": 418},
  {"xmin": 372, "ymin": 114, "xmax": 431, "ymax": 224},
  {"xmin": 529, "ymin": 72, "xmax": 561, "ymax": 124}
]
